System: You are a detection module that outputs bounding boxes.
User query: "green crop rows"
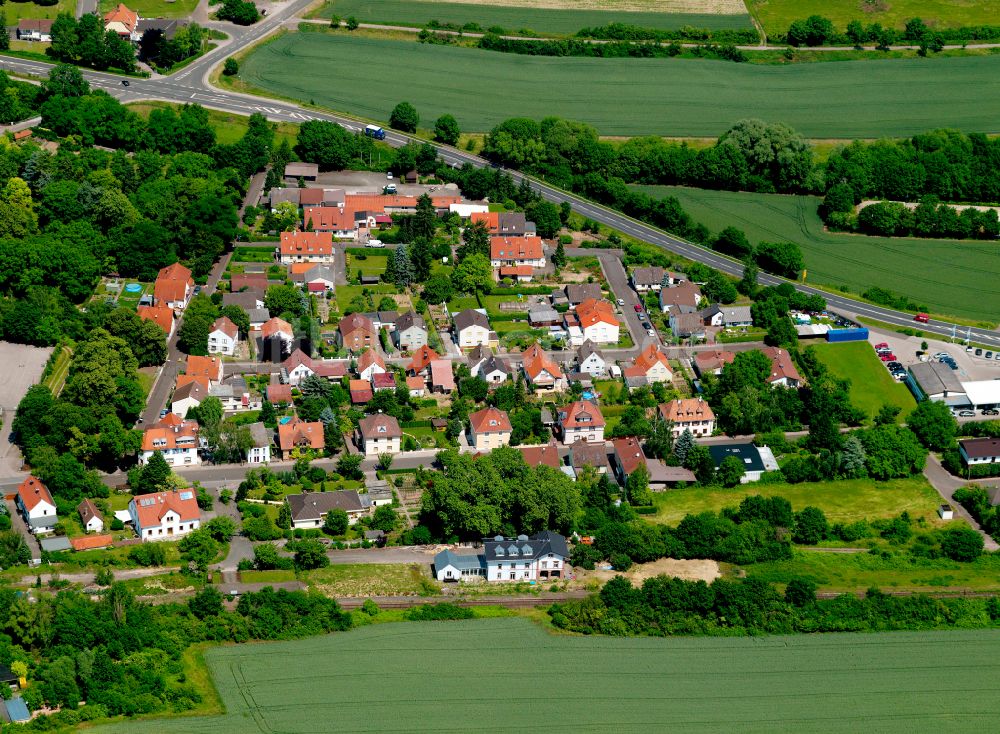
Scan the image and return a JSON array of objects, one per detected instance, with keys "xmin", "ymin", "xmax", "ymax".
[
  {"xmin": 313, "ymin": 0, "xmax": 753, "ymax": 34},
  {"xmin": 95, "ymin": 618, "xmax": 1000, "ymax": 732},
  {"xmin": 240, "ymin": 33, "xmax": 1000, "ymax": 137},
  {"xmin": 630, "ymin": 186, "xmax": 999, "ymax": 322}
]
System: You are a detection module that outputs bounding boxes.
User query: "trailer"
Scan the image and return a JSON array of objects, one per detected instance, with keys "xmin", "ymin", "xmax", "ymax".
[{"xmin": 826, "ymin": 327, "xmax": 870, "ymax": 343}]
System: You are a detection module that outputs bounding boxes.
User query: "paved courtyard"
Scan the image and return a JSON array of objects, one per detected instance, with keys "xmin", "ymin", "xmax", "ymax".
[{"xmin": 0, "ymin": 342, "xmax": 53, "ymax": 478}]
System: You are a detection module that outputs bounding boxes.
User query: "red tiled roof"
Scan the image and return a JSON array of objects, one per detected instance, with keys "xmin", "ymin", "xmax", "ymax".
[
  {"xmin": 154, "ymin": 262, "xmax": 193, "ymax": 305},
  {"xmin": 104, "ymin": 3, "xmax": 137, "ymax": 32},
  {"xmin": 230, "ymin": 273, "xmax": 268, "ymax": 292},
  {"xmin": 277, "ymin": 418, "xmax": 324, "ymax": 451},
  {"xmin": 660, "ymin": 398, "xmax": 715, "ymax": 424},
  {"xmin": 358, "ymin": 349, "xmax": 386, "ymax": 374},
  {"xmin": 267, "ymin": 384, "xmax": 293, "ymax": 403},
  {"xmin": 211, "ymin": 316, "xmax": 239, "ymax": 339},
  {"xmin": 141, "ymin": 417, "xmax": 199, "ymax": 452},
  {"xmin": 517, "ymin": 444, "xmax": 561, "ymax": 469},
  {"xmin": 406, "ymin": 375, "xmax": 426, "ymax": 391},
  {"xmin": 613, "ymin": 437, "xmax": 647, "ymax": 476},
  {"xmin": 349, "ymin": 379, "xmax": 373, "ymax": 403},
  {"xmin": 469, "ymin": 407, "xmax": 511, "ymax": 434},
  {"xmin": 71, "ymin": 534, "xmax": 113, "ymax": 551},
  {"xmin": 407, "ymin": 344, "xmax": 439, "ymax": 374},
  {"xmin": 280, "ymin": 231, "xmax": 333, "ymax": 257},
  {"xmin": 430, "ymin": 360, "xmax": 456, "ymax": 390},
  {"xmin": 499, "ymin": 265, "xmax": 534, "ymax": 277},
  {"xmin": 359, "ymin": 413, "xmax": 402, "ymax": 439},
  {"xmin": 186, "ymin": 355, "xmax": 222, "ymax": 382},
  {"xmin": 575, "ymin": 298, "xmax": 617, "ymax": 328},
  {"xmin": 490, "ymin": 236, "xmax": 543, "ymax": 261},
  {"xmin": 298, "ymin": 188, "xmax": 324, "ymax": 206},
  {"xmin": 694, "ymin": 348, "xmax": 736, "ymax": 373},
  {"xmin": 522, "ymin": 343, "xmax": 563, "ymax": 382},
  {"xmin": 372, "ymin": 372, "xmax": 396, "ymax": 390},
  {"xmin": 559, "ymin": 401, "xmax": 605, "ymax": 430},
  {"xmin": 137, "ymin": 305, "xmax": 174, "ymax": 334},
  {"xmin": 261, "ymin": 317, "xmax": 294, "ymax": 339},
  {"xmin": 303, "ymin": 206, "xmax": 354, "ymax": 232},
  {"xmin": 17, "ymin": 475, "xmax": 52, "ymax": 511},
  {"xmin": 761, "ymin": 347, "xmax": 803, "ymax": 384},
  {"xmin": 631, "ymin": 344, "xmax": 671, "ymax": 375},
  {"xmin": 132, "ymin": 490, "xmax": 200, "ymax": 529}
]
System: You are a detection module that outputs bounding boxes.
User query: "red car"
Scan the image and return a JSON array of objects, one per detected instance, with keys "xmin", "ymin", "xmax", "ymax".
[
  {"xmin": 874, "ymin": 342, "xmax": 889, "ymax": 350},
  {"xmin": 879, "ymin": 353, "xmax": 896, "ymax": 362},
  {"xmin": 633, "ymin": 304, "xmax": 643, "ymax": 312},
  {"xmin": 914, "ymin": 313, "xmax": 930, "ymax": 323}
]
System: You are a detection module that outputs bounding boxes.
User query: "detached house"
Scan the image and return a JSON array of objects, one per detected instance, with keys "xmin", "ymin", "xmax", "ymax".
[
  {"xmin": 261, "ymin": 317, "xmax": 295, "ymax": 350},
  {"xmin": 153, "ymin": 263, "xmax": 193, "ymax": 310},
  {"xmin": 186, "ymin": 355, "xmax": 224, "ymax": 385},
  {"xmin": 565, "ymin": 283, "xmax": 603, "ymax": 308},
  {"xmin": 478, "ymin": 354, "xmax": 511, "ymax": 385},
  {"xmin": 693, "ymin": 348, "xmax": 736, "ymax": 377},
  {"xmin": 245, "ymin": 422, "xmax": 272, "ymax": 464},
  {"xmin": 104, "ymin": 3, "xmax": 140, "ymax": 41},
  {"xmin": 16, "ymin": 19, "xmax": 53, "ymax": 42},
  {"xmin": 453, "ymin": 309, "xmax": 492, "ymax": 349},
  {"xmin": 129, "ymin": 490, "xmax": 201, "ymax": 542},
  {"xmin": 407, "ymin": 344, "xmax": 439, "ymax": 377},
  {"xmin": 339, "ymin": 313, "xmax": 376, "ymax": 352},
  {"xmin": 357, "ymin": 349, "xmax": 387, "ymax": 382},
  {"xmin": 522, "ymin": 342, "xmax": 565, "ymax": 391},
  {"xmin": 659, "ymin": 281, "xmax": 702, "ymax": 314},
  {"xmin": 490, "ymin": 236, "xmax": 546, "ymax": 270},
  {"xmin": 623, "ymin": 344, "xmax": 672, "ymax": 385},
  {"xmin": 576, "ymin": 340, "xmax": 607, "ymax": 377},
  {"xmin": 557, "ymin": 401, "xmax": 605, "ymax": 445},
  {"xmin": 139, "ymin": 413, "xmax": 201, "ymax": 466},
  {"xmin": 660, "ymin": 398, "xmax": 715, "ymax": 438},
  {"xmin": 570, "ymin": 299, "xmax": 619, "ymax": 345},
  {"xmin": 468, "ymin": 407, "xmax": 512, "ymax": 451},
  {"xmin": 357, "ymin": 413, "xmax": 402, "ymax": 456},
  {"xmin": 631, "ymin": 266, "xmax": 668, "ymax": 293},
  {"xmin": 701, "ymin": 305, "xmax": 753, "ymax": 329},
  {"xmin": 762, "ymin": 347, "xmax": 803, "ymax": 388},
  {"xmin": 77, "ymin": 499, "xmax": 104, "ymax": 534},
  {"xmin": 286, "ymin": 490, "xmax": 367, "ymax": 529},
  {"xmin": 208, "ymin": 316, "xmax": 239, "ymax": 356},
  {"xmin": 302, "ymin": 206, "xmax": 356, "ymax": 239},
  {"xmin": 137, "ymin": 304, "xmax": 175, "ymax": 338},
  {"xmin": 394, "ymin": 311, "xmax": 428, "ymax": 351},
  {"xmin": 16, "ymin": 476, "xmax": 56, "ymax": 535},
  {"xmin": 435, "ymin": 531, "xmax": 568, "ymax": 583},
  {"xmin": 277, "ymin": 418, "xmax": 325, "ymax": 460},
  {"xmin": 611, "ymin": 436, "xmax": 647, "ymax": 486},
  {"xmin": 279, "ymin": 231, "xmax": 334, "ymax": 264}
]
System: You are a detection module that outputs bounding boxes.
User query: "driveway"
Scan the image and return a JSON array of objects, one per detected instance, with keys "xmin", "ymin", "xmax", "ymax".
[
  {"xmin": 6, "ymin": 500, "xmax": 40, "ymax": 562},
  {"xmin": 923, "ymin": 454, "xmax": 999, "ymax": 551}
]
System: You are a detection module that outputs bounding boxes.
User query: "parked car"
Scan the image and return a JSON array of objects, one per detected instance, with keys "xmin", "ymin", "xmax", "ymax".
[
  {"xmin": 879, "ymin": 353, "xmax": 896, "ymax": 362},
  {"xmin": 633, "ymin": 304, "xmax": 642, "ymax": 312},
  {"xmin": 982, "ymin": 409, "xmax": 1000, "ymax": 416},
  {"xmin": 617, "ymin": 298, "xmax": 625, "ymax": 306},
  {"xmin": 986, "ymin": 352, "xmax": 994, "ymax": 359},
  {"xmin": 647, "ymin": 329, "xmax": 656, "ymax": 337},
  {"xmin": 934, "ymin": 352, "xmax": 951, "ymax": 360},
  {"xmin": 387, "ymin": 171, "xmax": 393, "ymax": 180},
  {"xmin": 995, "ymin": 353, "xmax": 1000, "ymax": 361},
  {"xmin": 958, "ymin": 410, "xmax": 976, "ymax": 417},
  {"xmin": 975, "ymin": 348, "xmax": 983, "ymax": 356},
  {"xmin": 874, "ymin": 343, "xmax": 889, "ymax": 350},
  {"xmin": 159, "ymin": 409, "xmax": 168, "ymax": 418},
  {"xmin": 967, "ymin": 345, "xmax": 975, "ymax": 352}
]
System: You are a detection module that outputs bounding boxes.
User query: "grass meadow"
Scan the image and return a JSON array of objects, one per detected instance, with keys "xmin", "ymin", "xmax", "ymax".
[
  {"xmin": 750, "ymin": 0, "xmax": 1000, "ymax": 38},
  {"xmin": 808, "ymin": 341, "xmax": 916, "ymax": 420},
  {"xmin": 313, "ymin": 0, "xmax": 753, "ymax": 34},
  {"xmin": 126, "ymin": 102, "xmax": 299, "ymax": 148},
  {"xmin": 98, "ymin": 0, "xmax": 198, "ymax": 18},
  {"xmin": 651, "ymin": 476, "xmax": 942, "ymax": 525},
  {"xmin": 630, "ymin": 186, "xmax": 999, "ymax": 322},
  {"xmin": 93, "ymin": 618, "xmax": 1000, "ymax": 733},
  {"xmin": 239, "ymin": 33, "xmax": 1000, "ymax": 138},
  {"xmin": 3, "ymin": 0, "xmax": 74, "ymax": 21}
]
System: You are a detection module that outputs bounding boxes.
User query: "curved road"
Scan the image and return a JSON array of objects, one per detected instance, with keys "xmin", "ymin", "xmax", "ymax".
[{"xmin": 0, "ymin": 8, "xmax": 996, "ymax": 345}]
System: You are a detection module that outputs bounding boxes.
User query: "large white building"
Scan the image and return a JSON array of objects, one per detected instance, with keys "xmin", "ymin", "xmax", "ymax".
[
  {"xmin": 15, "ymin": 476, "xmax": 57, "ymax": 535},
  {"xmin": 129, "ymin": 490, "xmax": 201, "ymax": 542},
  {"xmin": 434, "ymin": 531, "xmax": 569, "ymax": 583},
  {"xmin": 208, "ymin": 316, "xmax": 239, "ymax": 356},
  {"xmin": 139, "ymin": 414, "xmax": 202, "ymax": 467}
]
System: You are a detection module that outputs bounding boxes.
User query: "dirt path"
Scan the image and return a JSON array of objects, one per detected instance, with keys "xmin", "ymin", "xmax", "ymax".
[{"xmin": 574, "ymin": 557, "xmax": 721, "ymax": 588}]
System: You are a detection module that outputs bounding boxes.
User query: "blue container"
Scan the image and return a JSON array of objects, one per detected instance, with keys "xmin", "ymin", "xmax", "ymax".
[{"xmin": 826, "ymin": 327, "xmax": 869, "ymax": 343}]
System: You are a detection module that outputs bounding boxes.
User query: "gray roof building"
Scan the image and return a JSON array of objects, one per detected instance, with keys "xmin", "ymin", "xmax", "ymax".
[
  {"xmin": 910, "ymin": 361, "xmax": 965, "ymax": 400},
  {"xmin": 528, "ymin": 307, "xmax": 561, "ymax": 326},
  {"xmin": 39, "ymin": 536, "xmax": 72, "ymax": 553},
  {"xmin": 269, "ymin": 187, "xmax": 300, "ymax": 207},
  {"xmin": 483, "ymin": 530, "xmax": 569, "ymax": 563},
  {"xmin": 453, "ymin": 308, "xmax": 490, "ymax": 332},
  {"xmin": 285, "ymin": 162, "xmax": 319, "ymax": 180},
  {"xmin": 479, "ymin": 354, "xmax": 511, "ymax": 379},
  {"xmin": 287, "ymin": 490, "xmax": 365, "ymax": 524},
  {"xmin": 222, "ymin": 290, "xmax": 265, "ymax": 311},
  {"xmin": 247, "ymin": 422, "xmax": 271, "ymax": 449},
  {"xmin": 565, "ymin": 283, "xmax": 603, "ymax": 306},
  {"xmin": 395, "ymin": 311, "xmax": 426, "ymax": 333}
]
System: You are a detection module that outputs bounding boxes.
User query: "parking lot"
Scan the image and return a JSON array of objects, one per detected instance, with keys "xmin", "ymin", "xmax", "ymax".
[
  {"xmin": 867, "ymin": 329, "xmax": 1000, "ymax": 383},
  {"xmin": 311, "ymin": 171, "xmax": 460, "ymax": 197},
  {"xmin": 0, "ymin": 342, "xmax": 53, "ymax": 478}
]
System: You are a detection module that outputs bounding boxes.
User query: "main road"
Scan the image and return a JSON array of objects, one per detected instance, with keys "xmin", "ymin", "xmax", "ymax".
[{"xmin": 0, "ymin": 4, "xmax": 996, "ymax": 346}]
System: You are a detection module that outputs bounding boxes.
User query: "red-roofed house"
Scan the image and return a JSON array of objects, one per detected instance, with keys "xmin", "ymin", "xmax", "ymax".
[
  {"xmin": 140, "ymin": 415, "xmax": 201, "ymax": 466},
  {"xmin": 277, "ymin": 418, "xmax": 325, "ymax": 459},
  {"xmin": 623, "ymin": 344, "xmax": 672, "ymax": 384},
  {"xmin": 185, "ymin": 355, "xmax": 223, "ymax": 384},
  {"xmin": 303, "ymin": 206, "xmax": 356, "ymax": 238},
  {"xmin": 349, "ymin": 379, "xmax": 374, "ymax": 404},
  {"xmin": 71, "ymin": 534, "xmax": 114, "ymax": 551},
  {"xmin": 611, "ymin": 436, "xmax": 647, "ymax": 485},
  {"xmin": 572, "ymin": 299, "xmax": 619, "ymax": 345},
  {"xmin": 490, "ymin": 236, "xmax": 545, "ymax": 269},
  {"xmin": 372, "ymin": 372, "xmax": 397, "ymax": 392},
  {"xmin": 208, "ymin": 316, "xmax": 239, "ymax": 356},
  {"xmin": 693, "ymin": 348, "xmax": 736, "ymax": 377},
  {"xmin": 261, "ymin": 317, "xmax": 294, "ymax": 347},
  {"xmin": 129, "ymin": 490, "xmax": 201, "ymax": 542},
  {"xmin": 358, "ymin": 349, "xmax": 386, "ymax": 381},
  {"xmin": 557, "ymin": 401, "xmax": 605, "ymax": 445},
  {"xmin": 267, "ymin": 384, "xmax": 293, "ymax": 404},
  {"xmin": 406, "ymin": 375, "xmax": 426, "ymax": 396},
  {"xmin": 153, "ymin": 263, "xmax": 193, "ymax": 309},
  {"xmin": 468, "ymin": 407, "xmax": 512, "ymax": 450},
  {"xmin": 279, "ymin": 231, "xmax": 334, "ymax": 264},
  {"xmin": 339, "ymin": 313, "xmax": 376, "ymax": 352},
  {"xmin": 137, "ymin": 305, "xmax": 175, "ymax": 337},
  {"xmin": 498, "ymin": 265, "xmax": 534, "ymax": 283},
  {"xmin": 430, "ymin": 360, "xmax": 456, "ymax": 394},
  {"xmin": 659, "ymin": 397, "xmax": 715, "ymax": 438},
  {"xmin": 407, "ymin": 344, "xmax": 439, "ymax": 376},
  {"xmin": 762, "ymin": 347, "xmax": 803, "ymax": 388},
  {"xmin": 517, "ymin": 443, "xmax": 561, "ymax": 469},
  {"xmin": 16, "ymin": 475, "xmax": 56, "ymax": 534},
  {"xmin": 521, "ymin": 343, "xmax": 565, "ymax": 391},
  {"xmin": 104, "ymin": 3, "xmax": 140, "ymax": 40}
]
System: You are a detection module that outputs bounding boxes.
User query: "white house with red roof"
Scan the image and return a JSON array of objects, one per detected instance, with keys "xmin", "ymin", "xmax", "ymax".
[
  {"xmin": 358, "ymin": 349, "xmax": 387, "ymax": 381},
  {"xmin": 557, "ymin": 401, "xmax": 605, "ymax": 445},
  {"xmin": 489, "ymin": 236, "xmax": 545, "ymax": 269},
  {"xmin": 15, "ymin": 475, "xmax": 56, "ymax": 534},
  {"xmin": 139, "ymin": 413, "xmax": 202, "ymax": 466},
  {"xmin": 129, "ymin": 489, "xmax": 201, "ymax": 542},
  {"xmin": 467, "ymin": 407, "xmax": 512, "ymax": 451},
  {"xmin": 623, "ymin": 344, "xmax": 673, "ymax": 385},
  {"xmin": 659, "ymin": 397, "xmax": 715, "ymax": 438},
  {"xmin": 153, "ymin": 263, "xmax": 193, "ymax": 310},
  {"xmin": 208, "ymin": 316, "xmax": 239, "ymax": 356},
  {"xmin": 571, "ymin": 299, "xmax": 619, "ymax": 345},
  {"xmin": 279, "ymin": 231, "xmax": 334, "ymax": 264},
  {"xmin": 104, "ymin": 3, "xmax": 140, "ymax": 41}
]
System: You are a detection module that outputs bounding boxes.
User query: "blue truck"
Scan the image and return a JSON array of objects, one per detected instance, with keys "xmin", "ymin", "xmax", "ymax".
[
  {"xmin": 826, "ymin": 327, "xmax": 869, "ymax": 343},
  {"xmin": 364, "ymin": 124, "xmax": 386, "ymax": 140}
]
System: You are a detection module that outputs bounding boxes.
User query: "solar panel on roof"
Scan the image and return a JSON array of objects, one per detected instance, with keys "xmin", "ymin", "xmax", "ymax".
[
  {"xmin": 179, "ymin": 491, "xmax": 194, "ymax": 500},
  {"xmin": 139, "ymin": 498, "xmax": 155, "ymax": 507}
]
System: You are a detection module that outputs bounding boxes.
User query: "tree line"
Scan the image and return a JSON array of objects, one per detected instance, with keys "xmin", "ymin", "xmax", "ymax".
[
  {"xmin": 780, "ymin": 14, "xmax": 1000, "ymax": 48},
  {"xmin": 477, "ymin": 33, "xmax": 749, "ymax": 63}
]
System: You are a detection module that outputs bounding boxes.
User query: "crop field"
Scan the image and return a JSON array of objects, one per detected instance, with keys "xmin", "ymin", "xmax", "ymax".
[
  {"xmin": 750, "ymin": 0, "xmax": 1000, "ymax": 38},
  {"xmin": 630, "ymin": 186, "xmax": 999, "ymax": 322},
  {"xmin": 314, "ymin": 0, "xmax": 753, "ymax": 34},
  {"xmin": 239, "ymin": 33, "xmax": 1000, "ymax": 139},
  {"xmin": 651, "ymin": 476, "xmax": 942, "ymax": 525},
  {"xmin": 809, "ymin": 341, "xmax": 916, "ymax": 420},
  {"xmin": 95, "ymin": 619, "xmax": 1000, "ymax": 733}
]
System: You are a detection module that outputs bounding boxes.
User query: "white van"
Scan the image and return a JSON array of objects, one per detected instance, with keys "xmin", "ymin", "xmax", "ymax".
[{"xmin": 366, "ymin": 239, "xmax": 385, "ymax": 248}]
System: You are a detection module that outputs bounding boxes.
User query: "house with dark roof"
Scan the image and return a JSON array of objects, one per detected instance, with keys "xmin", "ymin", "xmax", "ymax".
[
  {"xmin": 394, "ymin": 311, "xmax": 427, "ymax": 351},
  {"xmin": 478, "ymin": 354, "xmax": 511, "ymax": 385},
  {"xmin": 453, "ymin": 309, "xmax": 491, "ymax": 348},
  {"xmin": 77, "ymin": 499, "xmax": 104, "ymax": 534},
  {"xmin": 357, "ymin": 414, "xmax": 402, "ymax": 455},
  {"xmin": 565, "ymin": 283, "xmax": 603, "ymax": 307},
  {"xmin": 339, "ymin": 313, "xmax": 376, "ymax": 352},
  {"xmin": 16, "ymin": 19, "xmax": 54, "ymax": 42},
  {"xmin": 286, "ymin": 490, "xmax": 367, "ymax": 529},
  {"xmin": 245, "ymin": 422, "xmax": 271, "ymax": 464},
  {"xmin": 659, "ymin": 281, "xmax": 701, "ymax": 314},
  {"xmin": 576, "ymin": 340, "xmax": 607, "ymax": 377},
  {"xmin": 285, "ymin": 162, "xmax": 319, "ymax": 181},
  {"xmin": 707, "ymin": 443, "xmax": 779, "ymax": 484},
  {"xmin": 434, "ymin": 531, "xmax": 568, "ymax": 583},
  {"xmin": 959, "ymin": 438, "xmax": 1000, "ymax": 466},
  {"xmin": 569, "ymin": 440, "xmax": 610, "ymax": 476}
]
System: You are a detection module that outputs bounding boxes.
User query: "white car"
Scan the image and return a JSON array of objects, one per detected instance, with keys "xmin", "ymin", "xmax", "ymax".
[
  {"xmin": 617, "ymin": 298, "xmax": 625, "ymax": 306},
  {"xmin": 386, "ymin": 171, "xmax": 393, "ymax": 180},
  {"xmin": 366, "ymin": 239, "xmax": 385, "ymax": 248},
  {"xmin": 647, "ymin": 329, "xmax": 656, "ymax": 337}
]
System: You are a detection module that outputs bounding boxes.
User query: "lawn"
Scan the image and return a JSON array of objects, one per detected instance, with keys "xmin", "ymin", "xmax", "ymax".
[
  {"xmin": 99, "ymin": 0, "xmax": 199, "ymax": 19},
  {"xmin": 93, "ymin": 618, "xmax": 1000, "ymax": 733},
  {"xmin": 232, "ymin": 246, "xmax": 276, "ymax": 263},
  {"xmin": 651, "ymin": 476, "xmax": 944, "ymax": 525},
  {"xmin": 352, "ymin": 253, "xmax": 389, "ymax": 276},
  {"xmin": 313, "ymin": 0, "xmax": 753, "ymax": 34},
  {"xmin": 239, "ymin": 33, "xmax": 1000, "ymax": 137},
  {"xmin": 749, "ymin": 0, "xmax": 1000, "ymax": 38},
  {"xmin": 126, "ymin": 102, "xmax": 298, "ymax": 148},
  {"xmin": 748, "ymin": 549, "xmax": 1000, "ymax": 593},
  {"xmin": 810, "ymin": 341, "xmax": 916, "ymax": 421},
  {"xmin": 630, "ymin": 186, "xmax": 999, "ymax": 322},
  {"xmin": 3, "ymin": 0, "xmax": 74, "ymax": 21},
  {"xmin": 301, "ymin": 563, "xmax": 436, "ymax": 596},
  {"xmin": 239, "ymin": 569, "xmax": 297, "ymax": 583}
]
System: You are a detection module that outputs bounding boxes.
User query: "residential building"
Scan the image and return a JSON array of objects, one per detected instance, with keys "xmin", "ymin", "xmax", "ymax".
[
  {"xmin": 557, "ymin": 401, "xmax": 605, "ymax": 445},
  {"xmin": 261, "ymin": 317, "xmax": 295, "ymax": 352},
  {"xmin": 762, "ymin": 347, "xmax": 803, "ymax": 388},
  {"xmin": 490, "ymin": 236, "xmax": 545, "ymax": 269},
  {"xmin": 283, "ymin": 349, "xmax": 315, "ymax": 385},
  {"xmin": 299, "ymin": 189, "xmax": 324, "ymax": 207},
  {"xmin": 208, "ymin": 316, "xmax": 239, "ymax": 356},
  {"xmin": 693, "ymin": 348, "xmax": 736, "ymax": 377},
  {"xmin": 300, "ymin": 264, "xmax": 336, "ymax": 292},
  {"xmin": 659, "ymin": 281, "xmax": 701, "ymax": 314},
  {"xmin": 339, "ymin": 313, "xmax": 376, "ymax": 352},
  {"xmin": 267, "ymin": 384, "xmax": 293, "ymax": 404},
  {"xmin": 209, "ymin": 378, "xmax": 255, "ymax": 413},
  {"xmin": 406, "ymin": 375, "xmax": 426, "ymax": 396},
  {"xmin": 129, "ymin": 490, "xmax": 201, "ymax": 542},
  {"xmin": 528, "ymin": 306, "xmax": 562, "ymax": 327},
  {"xmin": 701, "ymin": 304, "xmax": 754, "ymax": 329},
  {"xmin": 357, "ymin": 414, "xmax": 402, "ymax": 456},
  {"xmin": 171, "ymin": 379, "xmax": 207, "ymax": 418},
  {"xmin": 630, "ymin": 266, "xmax": 668, "ymax": 292},
  {"xmin": 395, "ymin": 311, "xmax": 428, "ymax": 351},
  {"xmin": 277, "ymin": 418, "xmax": 325, "ymax": 460},
  {"xmin": 467, "ymin": 344, "xmax": 491, "ymax": 375},
  {"xmin": 467, "ymin": 407, "xmax": 512, "ymax": 451},
  {"xmin": 153, "ymin": 262, "xmax": 193, "ymax": 309},
  {"xmin": 223, "ymin": 290, "xmax": 265, "ymax": 311},
  {"xmin": 137, "ymin": 304, "xmax": 175, "ymax": 337},
  {"xmin": 471, "ymin": 211, "xmax": 536, "ymax": 237},
  {"xmin": 499, "ymin": 265, "xmax": 534, "ymax": 283},
  {"xmin": 479, "ymin": 355, "xmax": 511, "ymax": 385},
  {"xmin": 269, "ymin": 187, "xmax": 300, "ymax": 210},
  {"xmin": 279, "ymin": 231, "xmax": 334, "ymax": 264},
  {"xmin": 573, "ymin": 299, "xmax": 619, "ymax": 344},
  {"xmin": 660, "ymin": 397, "xmax": 715, "ymax": 438},
  {"xmin": 517, "ymin": 443, "xmax": 562, "ymax": 469},
  {"xmin": 302, "ymin": 206, "xmax": 356, "ymax": 238},
  {"xmin": 349, "ymin": 379, "xmax": 373, "ymax": 404},
  {"xmin": 372, "ymin": 372, "xmax": 397, "ymax": 392},
  {"xmin": 16, "ymin": 19, "xmax": 53, "ymax": 42},
  {"xmin": 707, "ymin": 443, "xmax": 780, "ymax": 484},
  {"xmin": 570, "ymin": 440, "xmax": 610, "ymax": 475},
  {"xmin": 230, "ymin": 273, "xmax": 268, "ymax": 292},
  {"xmin": 286, "ymin": 490, "xmax": 368, "ymax": 529},
  {"xmin": 522, "ymin": 342, "xmax": 566, "ymax": 391},
  {"xmin": 669, "ymin": 312, "xmax": 707, "ymax": 341},
  {"xmin": 623, "ymin": 344, "xmax": 673, "ymax": 384},
  {"xmin": 435, "ymin": 531, "xmax": 568, "ymax": 583},
  {"xmin": 139, "ymin": 414, "xmax": 201, "ymax": 466},
  {"xmin": 430, "ymin": 359, "xmax": 456, "ymax": 394},
  {"xmin": 186, "ymin": 355, "xmax": 224, "ymax": 384},
  {"xmin": 576, "ymin": 340, "xmax": 607, "ymax": 377},
  {"xmin": 407, "ymin": 344, "xmax": 439, "ymax": 376},
  {"xmin": 104, "ymin": 3, "xmax": 140, "ymax": 41},
  {"xmin": 453, "ymin": 309, "xmax": 492, "ymax": 348},
  {"xmin": 77, "ymin": 499, "xmax": 104, "ymax": 534},
  {"xmin": 959, "ymin": 438, "xmax": 1000, "ymax": 466},
  {"xmin": 565, "ymin": 283, "xmax": 603, "ymax": 307},
  {"xmin": 15, "ymin": 476, "xmax": 56, "ymax": 534},
  {"xmin": 357, "ymin": 349, "xmax": 387, "ymax": 381},
  {"xmin": 611, "ymin": 436, "xmax": 647, "ymax": 486},
  {"xmin": 245, "ymin": 422, "xmax": 271, "ymax": 464}
]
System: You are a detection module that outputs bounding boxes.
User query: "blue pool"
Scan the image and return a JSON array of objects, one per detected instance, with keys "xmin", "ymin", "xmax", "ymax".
[{"xmin": 124, "ymin": 283, "xmax": 142, "ymax": 293}]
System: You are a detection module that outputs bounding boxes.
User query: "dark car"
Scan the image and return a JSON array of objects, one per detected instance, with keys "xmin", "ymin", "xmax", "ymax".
[
  {"xmin": 975, "ymin": 348, "xmax": 983, "ymax": 356},
  {"xmin": 121, "ymin": 80, "xmax": 130, "ymax": 87},
  {"xmin": 982, "ymin": 409, "xmax": 1000, "ymax": 416}
]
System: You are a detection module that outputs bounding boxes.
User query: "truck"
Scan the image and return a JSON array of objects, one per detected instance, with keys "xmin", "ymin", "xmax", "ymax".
[
  {"xmin": 364, "ymin": 124, "xmax": 385, "ymax": 140},
  {"xmin": 826, "ymin": 327, "xmax": 869, "ymax": 343}
]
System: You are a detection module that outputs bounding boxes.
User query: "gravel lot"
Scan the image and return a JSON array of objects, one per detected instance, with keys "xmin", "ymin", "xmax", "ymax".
[{"xmin": 0, "ymin": 342, "xmax": 52, "ymax": 478}]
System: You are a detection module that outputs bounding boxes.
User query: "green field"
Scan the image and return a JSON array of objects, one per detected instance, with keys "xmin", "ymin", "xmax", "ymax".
[
  {"xmin": 99, "ymin": 0, "xmax": 199, "ymax": 19},
  {"xmin": 3, "ymin": 0, "xmax": 75, "ymax": 21},
  {"xmin": 749, "ymin": 549, "xmax": 1000, "ymax": 592},
  {"xmin": 810, "ymin": 341, "xmax": 916, "ymax": 420},
  {"xmin": 651, "ymin": 476, "xmax": 942, "ymax": 525},
  {"xmin": 314, "ymin": 0, "xmax": 753, "ymax": 34},
  {"xmin": 127, "ymin": 102, "xmax": 299, "ymax": 148},
  {"xmin": 630, "ymin": 186, "xmax": 999, "ymax": 322},
  {"xmin": 95, "ymin": 619, "xmax": 1000, "ymax": 733},
  {"xmin": 750, "ymin": 0, "xmax": 1000, "ymax": 38},
  {"xmin": 239, "ymin": 33, "xmax": 1000, "ymax": 138}
]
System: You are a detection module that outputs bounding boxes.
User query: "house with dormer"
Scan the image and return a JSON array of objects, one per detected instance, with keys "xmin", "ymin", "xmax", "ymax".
[
  {"xmin": 433, "ymin": 531, "xmax": 568, "ymax": 583},
  {"xmin": 357, "ymin": 413, "xmax": 401, "ymax": 456},
  {"xmin": 129, "ymin": 489, "xmax": 201, "ymax": 542},
  {"xmin": 557, "ymin": 401, "xmax": 605, "ymax": 445}
]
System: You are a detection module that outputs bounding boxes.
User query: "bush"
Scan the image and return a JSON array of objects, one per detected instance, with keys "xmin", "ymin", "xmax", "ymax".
[
  {"xmin": 405, "ymin": 603, "xmax": 473, "ymax": 621},
  {"xmin": 223, "ymin": 58, "xmax": 239, "ymax": 76}
]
